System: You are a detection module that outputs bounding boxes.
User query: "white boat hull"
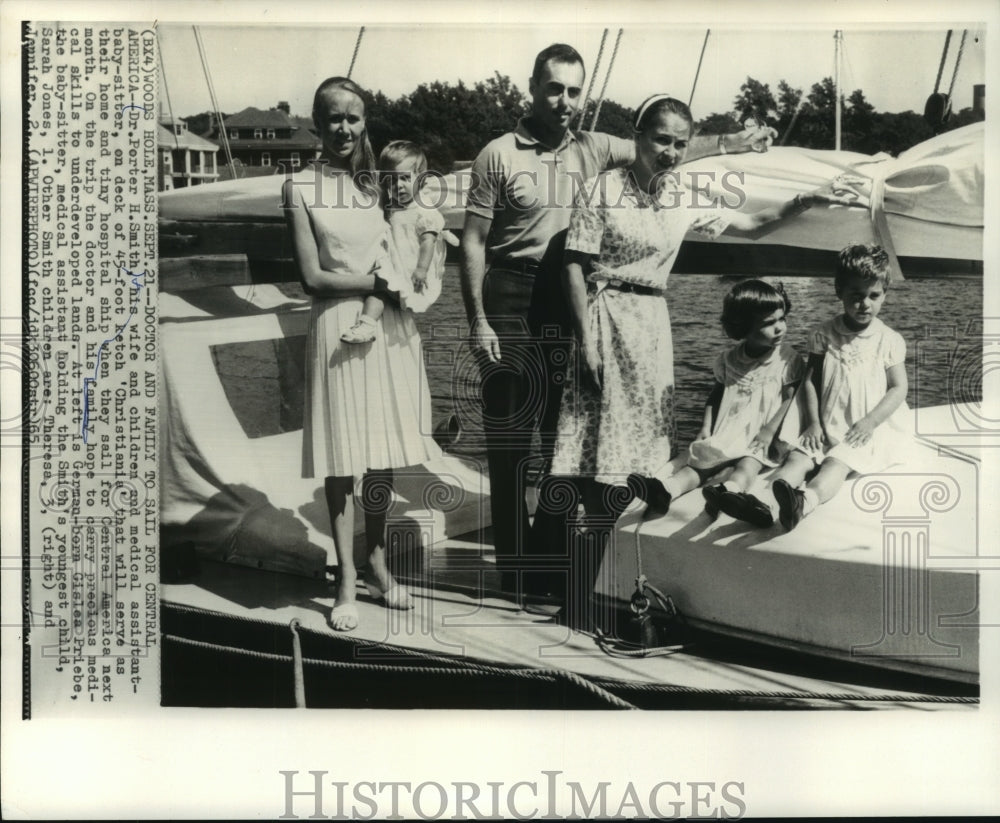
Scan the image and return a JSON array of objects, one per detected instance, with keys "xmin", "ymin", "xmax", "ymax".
[{"xmin": 595, "ymin": 406, "xmax": 980, "ymax": 683}]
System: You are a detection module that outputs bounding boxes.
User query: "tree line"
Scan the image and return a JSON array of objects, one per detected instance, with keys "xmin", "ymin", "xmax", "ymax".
[{"xmin": 184, "ymin": 73, "xmax": 982, "ymax": 174}]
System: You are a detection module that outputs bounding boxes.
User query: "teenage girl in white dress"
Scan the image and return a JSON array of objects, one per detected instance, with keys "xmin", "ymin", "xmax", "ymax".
[{"xmin": 283, "ymin": 77, "xmax": 441, "ymax": 631}]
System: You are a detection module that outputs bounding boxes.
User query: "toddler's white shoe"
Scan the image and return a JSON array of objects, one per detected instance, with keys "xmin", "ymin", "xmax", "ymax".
[{"xmin": 340, "ymin": 314, "xmax": 378, "ymax": 344}]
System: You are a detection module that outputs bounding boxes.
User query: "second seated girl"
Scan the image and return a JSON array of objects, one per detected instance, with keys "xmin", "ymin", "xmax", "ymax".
[{"xmin": 772, "ymin": 243, "xmax": 912, "ymax": 531}]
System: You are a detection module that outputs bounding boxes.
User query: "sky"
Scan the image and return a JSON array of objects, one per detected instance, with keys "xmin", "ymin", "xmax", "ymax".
[{"xmin": 157, "ymin": 21, "xmax": 988, "ymax": 125}]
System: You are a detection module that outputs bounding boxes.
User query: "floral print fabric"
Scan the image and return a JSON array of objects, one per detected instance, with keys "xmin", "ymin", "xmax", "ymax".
[{"xmin": 551, "ymin": 169, "xmax": 729, "ymax": 484}]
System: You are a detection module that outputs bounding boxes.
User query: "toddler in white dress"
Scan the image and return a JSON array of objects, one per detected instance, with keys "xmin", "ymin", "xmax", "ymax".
[{"xmin": 341, "ymin": 140, "xmax": 455, "ymax": 343}]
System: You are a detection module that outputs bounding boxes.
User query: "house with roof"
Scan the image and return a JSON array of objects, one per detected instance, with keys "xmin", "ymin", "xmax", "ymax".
[
  {"xmin": 158, "ymin": 116, "xmax": 221, "ymax": 191},
  {"xmin": 210, "ymin": 102, "xmax": 322, "ymax": 172}
]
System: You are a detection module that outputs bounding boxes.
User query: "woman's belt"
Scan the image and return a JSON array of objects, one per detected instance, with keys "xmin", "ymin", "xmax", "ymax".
[{"xmin": 590, "ymin": 278, "xmax": 666, "ymax": 296}]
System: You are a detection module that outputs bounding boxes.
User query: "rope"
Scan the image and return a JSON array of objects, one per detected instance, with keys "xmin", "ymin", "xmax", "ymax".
[
  {"xmin": 934, "ymin": 30, "xmax": 953, "ymax": 94},
  {"xmin": 164, "ymin": 601, "xmax": 636, "ymax": 699},
  {"xmin": 162, "ymin": 603, "xmax": 978, "ymax": 706},
  {"xmin": 163, "ymin": 632, "xmax": 637, "ymax": 708},
  {"xmin": 779, "ymin": 100, "xmax": 805, "ymax": 146},
  {"xmin": 869, "ymin": 173, "xmax": 905, "ymax": 282},
  {"xmin": 165, "ymin": 633, "xmax": 292, "ymax": 663},
  {"xmin": 633, "ymin": 518, "xmax": 644, "ymax": 579},
  {"xmin": 347, "ymin": 26, "xmax": 365, "ymax": 79},
  {"xmin": 162, "ymin": 634, "xmax": 976, "ymax": 707},
  {"xmin": 588, "ymin": 677, "xmax": 979, "ymax": 705},
  {"xmin": 947, "ymin": 29, "xmax": 968, "ymax": 99},
  {"xmin": 689, "ymin": 29, "xmax": 710, "ymax": 107},
  {"xmin": 589, "ymin": 28, "xmax": 623, "ymax": 132},
  {"xmin": 576, "ymin": 28, "xmax": 608, "ymax": 129},
  {"xmin": 587, "ymin": 517, "xmax": 693, "ymax": 658},
  {"xmin": 595, "ymin": 627, "xmax": 686, "ymax": 658},
  {"xmin": 192, "ymin": 26, "xmax": 234, "ymax": 173},
  {"xmin": 288, "ymin": 619, "xmax": 307, "ymax": 708},
  {"xmin": 156, "ymin": 32, "xmax": 176, "ymax": 142}
]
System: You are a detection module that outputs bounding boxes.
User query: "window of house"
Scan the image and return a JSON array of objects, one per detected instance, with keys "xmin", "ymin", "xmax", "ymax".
[
  {"xmin": 290, "ymin": 152, "xmax": 301, "ymax": 168},
  {"xmin": 266, "ymin": 128, "xmax": 276, "ymax": 139},
  {"xmin": 261, "ymin": 152, "xmax": 271, "ymax": 167},
  {"xmin": 229, "ymin": 129, "xmax": 238, "ymax": 140},
  {"xmin": 254, "ymin": 128, "xmax": 263, "ymax": 139}
]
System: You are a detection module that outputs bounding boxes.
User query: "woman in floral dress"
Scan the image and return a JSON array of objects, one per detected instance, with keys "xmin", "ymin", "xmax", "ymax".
[{"xmin": 550, "ymin": 94, "xmax": 853, "ymax": 518}]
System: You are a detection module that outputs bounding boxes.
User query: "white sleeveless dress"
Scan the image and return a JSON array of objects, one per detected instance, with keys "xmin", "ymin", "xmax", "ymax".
[{"xmin": 293, "ymin": 166, "xmax": 441, "ymax": 478}]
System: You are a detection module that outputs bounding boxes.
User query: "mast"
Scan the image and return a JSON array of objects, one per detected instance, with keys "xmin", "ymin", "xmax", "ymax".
[
  {"xmin": 834, "ymin": 29, "xmax": 842, "ymax": 150},
  {"xmin": 689, "ymin": 29, "xmax": 710, "ymax": 107}
]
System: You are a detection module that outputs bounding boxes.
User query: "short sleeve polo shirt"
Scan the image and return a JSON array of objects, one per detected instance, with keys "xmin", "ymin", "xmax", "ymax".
[{"xmin": 465, "ymin": 118, "xmax": 634, "ymax": 262}]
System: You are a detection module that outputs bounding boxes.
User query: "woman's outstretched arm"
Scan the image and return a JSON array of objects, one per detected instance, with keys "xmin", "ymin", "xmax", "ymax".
[
  {"xmin": 684, "ymin": 124, "xmax": 778, "ymax": 162},
  {"xmin": 724, "ymin": 188, "xmax": 864, "ymax": 235}
]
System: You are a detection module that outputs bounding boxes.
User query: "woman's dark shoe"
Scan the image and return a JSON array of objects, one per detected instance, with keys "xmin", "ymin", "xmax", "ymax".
[
  {"xmin": 772, "ymin": 479, "xmax": 805, "ymax": 532},
  {"xmin": 627, "ymin": 473, "xmax": 672, "ymax": 517}
]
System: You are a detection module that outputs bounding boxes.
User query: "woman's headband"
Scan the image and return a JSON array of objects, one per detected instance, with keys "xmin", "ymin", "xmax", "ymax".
[{"xmin": 633, "ymin": 93, "xmax": 676, "ymax": 131}]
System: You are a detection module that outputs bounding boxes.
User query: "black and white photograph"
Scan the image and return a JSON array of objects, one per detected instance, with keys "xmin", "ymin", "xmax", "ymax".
[{"xmin": 3, "ymin": 0, "xmax": 999, "ymax": 818}]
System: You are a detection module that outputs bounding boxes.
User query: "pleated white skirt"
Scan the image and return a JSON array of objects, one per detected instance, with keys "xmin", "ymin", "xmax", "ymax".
[{"xmin": 302, "ymin": 296, "xmax": 441, "ymax": 479}]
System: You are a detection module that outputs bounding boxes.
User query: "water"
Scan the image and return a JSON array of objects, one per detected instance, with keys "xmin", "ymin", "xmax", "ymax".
[{"xmin": 414, "ymin": 264, "xmax": 983, "ymax": 461}]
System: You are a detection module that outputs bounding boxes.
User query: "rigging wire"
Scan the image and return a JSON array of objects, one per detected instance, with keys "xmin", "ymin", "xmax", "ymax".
[
  {"xmin": 193, "ymin": 26, "xmax": 235, "ymax": 175},
  {"xmin": 688, "ymin": 29, "xmax": 710, "ymax": 107},
  {"xmin": 778, "ymin": 99, "xmax": 804, "ymax": 146},
  {"xmin": 589, "ymin": 28, "xmax": 623, "ymax": 132},
  {"xmin": 156, "ymin": 31, "xmax": 176, "ymax": 142},
  {"xmin": 347, "ymin": 26, "xmax": 365, "ymax": 79},
  {"xmin": 577, "ymin": 28, "xmax": 608, "ymax": 129},
  {"xmin": 840, "ymin": 34, "xmax": 858, "ymax": 101},
  {"xmin": 947, "ymin": 29, "xmax": 968, "ymax": 99},
  {"xmin": 934, "ymin": 30, "xmax": 953, "ymax": 94}
]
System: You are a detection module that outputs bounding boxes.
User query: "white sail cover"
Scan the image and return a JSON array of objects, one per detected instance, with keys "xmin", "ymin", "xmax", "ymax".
[
  {"xmin": 680, "ymin": 122, "xmax": 983, "ymax": 262},
  {"xmin": 159, "ymin": 125, "xmax": 983, "ymax": 263}
]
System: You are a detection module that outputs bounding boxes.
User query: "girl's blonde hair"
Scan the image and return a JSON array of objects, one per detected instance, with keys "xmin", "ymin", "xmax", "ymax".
[
  {"xmin": 312, "ymin": 76, "xmax": 377, "ymax": 195},
  {"xmin": 378, "ymin": 140, "xmax": 428, "ymax": 209}
]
